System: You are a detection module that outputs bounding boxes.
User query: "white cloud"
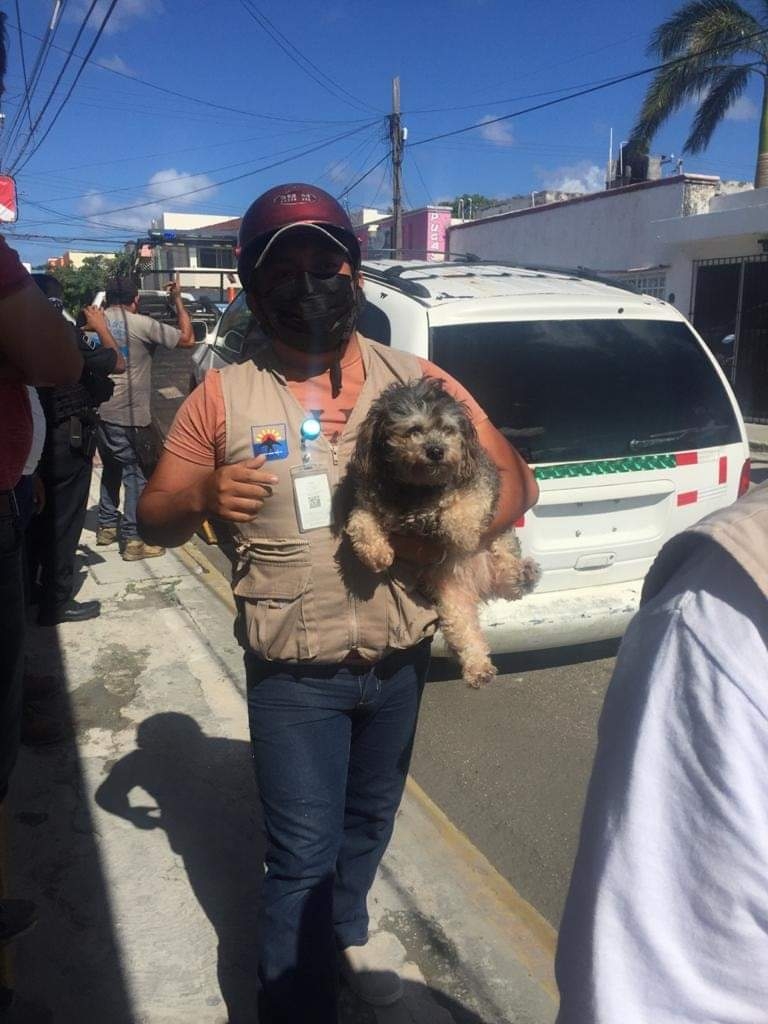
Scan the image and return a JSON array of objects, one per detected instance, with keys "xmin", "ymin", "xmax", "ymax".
[
  {"xmin": 66, "ymin": 0, "xmax": 161, "ymax": 35},
  {"xmin": 96, "ymin": 54, "xmax": 134, "ymax": 75},
  {"xmin": 540, "ymin": 161, "xmax": 604, "ymax": 194},
  {"xmin": 476, "ymin": 114, "xmax": 514, "ymax": 147},
  {"xmin": 78, "ymin": 168, "xmax": 218, "ymax": 232},
  {"xmin": 325, "ymin": 160, "xmax": 351, "ymax": 185},
  {"xmin": 726, "ymin": 96, "xmax": 759, "ymax": 122}
]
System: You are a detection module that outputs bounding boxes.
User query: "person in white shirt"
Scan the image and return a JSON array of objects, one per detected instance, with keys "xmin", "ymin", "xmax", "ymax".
[{"xmin": 556, "ymin": 483, "xmax": 768, "ymax": 1024}]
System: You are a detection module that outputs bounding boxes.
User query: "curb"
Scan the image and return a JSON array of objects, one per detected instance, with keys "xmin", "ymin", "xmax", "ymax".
[{"xmin": 177, "ymin": 534, "xmax": 558, "ymax": 1002}]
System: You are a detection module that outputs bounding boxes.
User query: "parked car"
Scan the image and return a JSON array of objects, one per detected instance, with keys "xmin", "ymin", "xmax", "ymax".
[{"xmin": 191, "ymin": 259, "xmax": 750, "ymax": 653}]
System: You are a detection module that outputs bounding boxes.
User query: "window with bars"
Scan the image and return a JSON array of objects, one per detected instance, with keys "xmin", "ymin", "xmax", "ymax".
[{"xmin": 615, "ymin": 273, "xmax": 667, "ymax": 298}]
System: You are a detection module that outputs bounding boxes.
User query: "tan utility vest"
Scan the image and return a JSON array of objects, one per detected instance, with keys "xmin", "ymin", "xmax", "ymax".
[
  {"xmin": 643, "ymin": 482, "xmax": 768, "ymax": 605},
  {"xmin": 219, "ymin": 334, "xmax": 439, "ymax": 663}
]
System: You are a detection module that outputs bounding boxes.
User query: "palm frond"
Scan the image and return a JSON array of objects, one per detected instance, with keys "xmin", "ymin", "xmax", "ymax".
[
  {"xmin": 649, "ymin": 0, "xmax": 761, "ymax": 59},
  {"xmin": 685, "ymin": 65, "xmax": 752, "ymax": 150},
  {"xmin": 631, "ymin": 59, "xmax": 732, "ymax": 142}
]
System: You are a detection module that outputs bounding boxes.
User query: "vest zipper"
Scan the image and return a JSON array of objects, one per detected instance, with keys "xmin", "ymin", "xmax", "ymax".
[{"xmin": 329, "ymin": 443, "xmax": 339, "ymax": 466}]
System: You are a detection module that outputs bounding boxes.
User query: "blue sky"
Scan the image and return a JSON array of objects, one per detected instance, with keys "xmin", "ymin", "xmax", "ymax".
[{"xmin": 3, "ymin": 0, "xmax": 766, "ymax": 265}]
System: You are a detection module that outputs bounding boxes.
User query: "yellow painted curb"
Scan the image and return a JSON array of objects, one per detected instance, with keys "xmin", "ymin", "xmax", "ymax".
[
  {"xmin": 176, "ymin": 535, "xmax": 559, "ymax": 1001},
  {"xmin": 404, "ymin": 775, "xmax": 558, "ymax": 1001},
  {"xmin": 176, "ymin": 539, "xmax": 235, "ymax": 612}
]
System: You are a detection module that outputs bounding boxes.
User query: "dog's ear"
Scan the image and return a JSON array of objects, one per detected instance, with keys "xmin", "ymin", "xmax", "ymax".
[
  {"xmin": 350, "ymin": 400, "xmax": 385, "ymax": 482},
  {"xmin": 457, "ymin": 411, "xmax": 482, "ymax": 485}
]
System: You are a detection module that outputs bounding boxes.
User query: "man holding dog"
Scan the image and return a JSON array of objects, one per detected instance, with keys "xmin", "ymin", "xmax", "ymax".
[{"xmin": 138, "ymin": 182, "xmax": 537, "ymax": 1023}]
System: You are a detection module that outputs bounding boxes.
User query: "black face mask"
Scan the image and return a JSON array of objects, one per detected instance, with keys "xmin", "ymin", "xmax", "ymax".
[{"xmin": 257, "ymin": 271, "xmax": 362, "ymax": 353}]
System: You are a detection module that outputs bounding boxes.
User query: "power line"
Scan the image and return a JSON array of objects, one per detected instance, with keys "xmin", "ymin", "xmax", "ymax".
[
  {"xmin": 5, "ymin": 19, "xmax": 374, "ymax": 129},
  {"xmin": 30, "ymin": 120, "xmax": 380, "ymax": 206},
  {"xmin": 12, "ymin": 0, "xmax": 32, "ymax": 139},
  {"xmin": 9, "ymin": 0, "xmax": 116, "ymax": 175},
  {"xmin": 337, "ymin": 152, "xmax": 390, "ymax": 200},
  {"xmin": 238, "ymin": 1, "xmax": 381, "ymax": 115},
  {"xmin": 53, "ymin": 121, "xmax": 379, "ymax": 220},
  {"xmin": 408, "ymin": 148, "xmax": 434, "ymax": 205},
  {"xmin": 409, "ymin": 26, "xmax": 768, "ymax": 150},
  {"xmin": 4, "ymin": 0, "xmax": 69, "ymax": 158}
]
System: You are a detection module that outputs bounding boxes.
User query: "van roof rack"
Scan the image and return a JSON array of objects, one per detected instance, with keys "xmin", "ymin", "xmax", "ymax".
[{"xmin": 362, "ymin": 258, "xmax": 641, "ymax": 296}]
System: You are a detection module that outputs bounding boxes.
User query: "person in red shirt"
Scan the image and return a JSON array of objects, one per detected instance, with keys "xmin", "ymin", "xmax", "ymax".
[{"xmin": 0, "ymin": 234, "xmax": 82, "ymax": 948}]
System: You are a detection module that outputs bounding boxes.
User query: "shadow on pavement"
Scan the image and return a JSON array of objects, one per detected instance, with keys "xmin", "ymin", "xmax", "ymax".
[
  {"xmin": 427, "ymin": 637, "xmax": 620, "ymax": 683},
  {"xmin": 7, "ymin": 621, "xmax": 135, "ymax": 1023},
  {"xmin": 95, "ymin": 713, "xmax": 263, "ymax": 1024}
]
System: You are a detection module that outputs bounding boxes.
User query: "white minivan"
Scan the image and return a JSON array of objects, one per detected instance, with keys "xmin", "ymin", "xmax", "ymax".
[{"xmin": 192, "ymin": 259, "xmax": 751, "ymax": 653}]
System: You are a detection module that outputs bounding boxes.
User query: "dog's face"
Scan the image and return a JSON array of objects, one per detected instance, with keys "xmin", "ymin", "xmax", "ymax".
[{"xmin": 353, "ymin": 377, "xmax": 481, "ymax": 488}]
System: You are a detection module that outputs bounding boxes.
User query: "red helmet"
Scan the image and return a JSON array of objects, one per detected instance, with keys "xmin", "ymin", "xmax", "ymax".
[{"xmin": 237, "ymin": 182, "xmax": 361, "ymax": 289}]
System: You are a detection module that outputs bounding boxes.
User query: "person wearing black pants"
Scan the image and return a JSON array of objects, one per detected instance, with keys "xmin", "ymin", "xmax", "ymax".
[{"xmin": 26, "ymin": 279, "xmax": 124, "ymax": 626}]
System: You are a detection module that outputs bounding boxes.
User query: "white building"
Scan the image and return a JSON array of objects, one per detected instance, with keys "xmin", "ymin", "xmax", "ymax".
[
  {"xmin": 142, "ymin": 211, "xmax": 239, "ymax": 298},
  {"xmin": 448, "ymin": 175, "xmax": 768, "ymax": 419}
]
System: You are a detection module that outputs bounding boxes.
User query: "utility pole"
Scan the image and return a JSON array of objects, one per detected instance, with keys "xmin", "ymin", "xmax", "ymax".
[{"xmin": 389, "ymin": 76, "xmax": 403, "ymax": 259}]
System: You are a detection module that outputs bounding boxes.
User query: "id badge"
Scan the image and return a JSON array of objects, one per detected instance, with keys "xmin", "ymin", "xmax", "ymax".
[{"xmin": 291, "ymin": 467, "xmax": 334, "ymax": 532}]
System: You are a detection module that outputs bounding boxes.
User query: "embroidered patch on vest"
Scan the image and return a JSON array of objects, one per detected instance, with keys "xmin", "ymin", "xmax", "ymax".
[{"xmin": 251, "ymin": 423, "xmax": 289, "ymax": 460}]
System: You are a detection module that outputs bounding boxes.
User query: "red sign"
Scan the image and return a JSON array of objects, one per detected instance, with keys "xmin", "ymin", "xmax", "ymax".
[{"xmin": 0, "ymin": 176, "xmax": 18, "ymax": 223}]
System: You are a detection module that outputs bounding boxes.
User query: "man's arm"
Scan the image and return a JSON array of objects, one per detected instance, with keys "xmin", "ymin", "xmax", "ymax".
[
  {"xmin": 0, "ymin": 279, "xmax": 82, "ymax": 385},
  {"xmin": 166, "ymin": 280, "xmax": 194, "ymax": 347},
  {"xmin": 138, "ymin": 449, "xmax": 280, "ymax": 548},
  {"xmin": 82, "ymin": 305, "xmax": 126, "ymax": 373}
]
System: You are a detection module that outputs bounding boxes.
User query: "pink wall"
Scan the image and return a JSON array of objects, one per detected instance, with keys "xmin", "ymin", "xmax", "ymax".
[{"xmin": 355, "ymin": 207, "xmax": 452, "ymax": 261}]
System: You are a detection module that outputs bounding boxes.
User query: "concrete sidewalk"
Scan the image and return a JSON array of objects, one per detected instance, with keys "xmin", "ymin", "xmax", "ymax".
[{"xmin": 3, "ymin": 473, "xmax": 557, "ymax": 1024}]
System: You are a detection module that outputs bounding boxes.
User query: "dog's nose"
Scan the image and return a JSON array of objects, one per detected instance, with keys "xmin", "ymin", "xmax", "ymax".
[{"xmin": 425, "ymin": 444, "xmax": 444, "ymax": 462}]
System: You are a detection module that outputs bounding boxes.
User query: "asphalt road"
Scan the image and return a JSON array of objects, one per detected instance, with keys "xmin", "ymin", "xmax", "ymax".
[{"xmin": 150, "ymin": 347, "xmax": 768, "ymax": 930}]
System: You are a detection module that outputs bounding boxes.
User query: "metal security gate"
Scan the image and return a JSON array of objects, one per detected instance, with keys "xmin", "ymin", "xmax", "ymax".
[{"xmin": 692, "ymin": 255, "xmax": 768, "ymax": 422}]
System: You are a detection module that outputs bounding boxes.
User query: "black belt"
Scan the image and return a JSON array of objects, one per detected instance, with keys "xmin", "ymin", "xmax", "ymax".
[{"xmin": 0, "ymin": 489, "xmax": 19, "ymax": 519}]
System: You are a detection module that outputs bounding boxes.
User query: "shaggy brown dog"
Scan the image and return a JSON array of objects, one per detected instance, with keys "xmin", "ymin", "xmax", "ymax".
[{"xmin": 346, "ymin": 377, "xmax": 540, "ymax": 687}]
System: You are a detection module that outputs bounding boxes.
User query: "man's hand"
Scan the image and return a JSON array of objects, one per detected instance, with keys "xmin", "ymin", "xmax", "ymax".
[
  {"xmin": 166, "ymin": 280, "xmax": 182, "ymax": 304},
  {"xmin": 199, "ymin": 454, "xmax": 278, "ymax": 523},
  {"xmin": 82, "ymin": 305, "xmax": 108, "ymax": 332}
]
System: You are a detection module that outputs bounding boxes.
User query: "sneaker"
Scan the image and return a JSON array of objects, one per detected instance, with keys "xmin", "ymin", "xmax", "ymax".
[
  {"xmin": 339, "ymin": 943, "xmax": 403, "ymax": 1007},
  {"xmin": 122, "ymin": 539, "xmax": 166, "ymax": 562},
  {"xmin": 0, "ymin": 899, "xmax": 37, "ymax": 946},
  {"xmin": 96, "ymin": 526, "xmax": 118, "ymax": 546}
]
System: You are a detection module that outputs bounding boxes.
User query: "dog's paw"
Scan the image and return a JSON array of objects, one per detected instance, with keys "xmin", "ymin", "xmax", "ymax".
[
  {"xmin": 360, "ymin": 538, "xmax": 395, "ymax": 573},
  {"xmin": 463, "ymin": 657, "xmax": 497, "ymax": 689}
]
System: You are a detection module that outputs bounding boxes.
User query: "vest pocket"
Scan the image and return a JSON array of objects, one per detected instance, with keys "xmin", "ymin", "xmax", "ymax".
[{"xmin": 233, "ymin": 541, "xmax": 317, "ymax": 661}]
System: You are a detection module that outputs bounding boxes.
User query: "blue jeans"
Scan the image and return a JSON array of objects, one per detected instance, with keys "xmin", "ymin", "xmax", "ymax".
[
  {"xmin": 246, "ymin": 641, "xmax": 430, "ymax": 1024},
  {"xmin": 96, "ymin": 421, "xmax": 146, "ymax": 540}
]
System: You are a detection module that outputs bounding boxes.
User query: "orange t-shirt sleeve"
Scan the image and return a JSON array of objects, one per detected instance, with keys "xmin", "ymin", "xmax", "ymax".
[
  {"xmin": 164, "ymin": 369, "xmax": 227, "ymax": 466},
  {"xmin": 417, "ymin": 357, "xmax": 489, "ymax": 425}
]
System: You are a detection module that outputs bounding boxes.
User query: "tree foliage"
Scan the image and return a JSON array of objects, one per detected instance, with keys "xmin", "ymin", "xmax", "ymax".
[
  {"xmin": 450, "ymin": 193, "xmax": 495, "ymax": 217},
  {"xmin": 51, "ymin": 252, "xmax": 135, "ymax": 315},
  {"xmin": 631, "ymin": 0, "xmax": 768, "ymax": 187}
]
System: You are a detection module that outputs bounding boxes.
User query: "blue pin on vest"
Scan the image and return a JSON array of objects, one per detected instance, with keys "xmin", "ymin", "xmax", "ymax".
[{"xmin": 300, "ymin": 417, "xmax": 321, "ymax": 466}]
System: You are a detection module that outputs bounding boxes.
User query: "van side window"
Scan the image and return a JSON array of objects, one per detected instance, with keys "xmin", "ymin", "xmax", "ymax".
[{"xmin": 432, "ymin": 319, "xmax": 740, "ymax": 464}]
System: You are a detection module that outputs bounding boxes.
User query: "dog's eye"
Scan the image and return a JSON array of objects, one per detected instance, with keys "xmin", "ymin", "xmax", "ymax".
[{"xmin": 406, "ymin": 425, "xmax": 424, "ymax": 437}]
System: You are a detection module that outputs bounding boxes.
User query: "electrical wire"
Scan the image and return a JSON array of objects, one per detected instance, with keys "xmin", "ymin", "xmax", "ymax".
[
  {"xmin": 12, "ymin": 0, "xmax": 32, "ymax": 139},
  {"xmin": 31, "ymin": 118, "xmax": 381, "ymax": 206},
  {"xmin": 408, "ymin": 148, "xmax": 434, "ymax": 205},
  {"xmin": 6, "ymin": 19, "xmax": 374, "ymax": 128},
  {"xmin": 238, "ymin": 0, "xmax": 382, "ymax": 115},
  {"xmin": 4, "ymin": 0, "xmax": 69, "ymax": 159},
  {"xmin": 337, "ymin": 152, "xmax": 390, "ymax": 200},
  {"xmin": 53, "ymin": 121, "xmax": 380, "ymax": 220},
  {"xmin": 8, "ymin": 0, "xmax": 115, "ymax": 175},
  {"xmin": 408, "ymin": 26, "xmax": 768, "ymax": 150}
]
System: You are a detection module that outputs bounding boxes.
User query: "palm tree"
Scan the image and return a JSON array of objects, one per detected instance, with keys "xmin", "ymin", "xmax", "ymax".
[{"xmin": 630, "ymin": 0, "xmax": 768, "ymax": 187}]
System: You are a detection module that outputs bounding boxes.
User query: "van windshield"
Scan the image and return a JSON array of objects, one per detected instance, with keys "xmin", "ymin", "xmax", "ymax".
[{"xmin": 431, "ymin": 319, "xmax": 741, "ymax": 464}]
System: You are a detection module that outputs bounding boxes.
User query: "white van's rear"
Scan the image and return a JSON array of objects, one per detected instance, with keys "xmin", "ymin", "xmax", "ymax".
[{"xmin": 360, "ymin": 263, "xmax": 750, "ymax": 652}]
